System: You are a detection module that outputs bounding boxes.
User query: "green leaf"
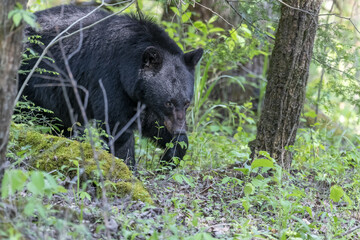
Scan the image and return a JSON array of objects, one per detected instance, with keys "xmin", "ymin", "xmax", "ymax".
[
  {"xmin": 240, "ymin": 24, "xmax": 252, "ymax": 38},
  {"xmin": 182, "ymin": 175, "xmax": 195, "ymax": 188},
  {"xmin": 165, "ymin": 142, "xmax": 174, "ymax": 149},
  {"xmin": 226, "ymin": 38, "xmax": 235, "ymax": 52},
  {"xmin": 258, "ymin": 151, "xmax": 272, "ymax": 159},
  {"xmin": 305, "ymin": 206, "xmax": 313, "ymax": 218},
  {"xmin": 176, "ymin": 41, "xmax": 184, "ymax": 51},
  {"xmin": 242, "ymin": 199, "xmax": 251, "ymax": 213},
  {"xmin": 72, "ymin": 159, "xmax": 79, "ymax": 167},
  {"xmin": 44, "ymin": 173, "xmax": 67, "ymax": 195},
  {"xmin": 137, "ymin": 0, "xmax": 143, "ymax": 9},
  {"xmin": 229, "ymin": 29, "xmax": 245, "ymax": 46},
  {"xmin": 209, "ymin": 27, "xmax": 224, "ymax": 33},
  {"xmin": 251, "ymin": 159, "xmax": 274, "ymax": 169},
  {"xmin": 229, "ymin": 29, "xmax": 238, "ymax": 42},
  {"xmin": 190, "ymin": 232, "xmax": 217, "ymax": 240},
  {"xmin": 304, "ymin": 110, "xmax": 317, "ymax": 118},
  {"xmin": 80, "ymin": 192, "xmax": 92, "ymax": 201},
  {"xmin": 221, "ymin": 176, "xmax": 231, "ymax": 185},
  {"xmin": 244, "ymin": 183, "xmax": 255, "ymax": 195},
  {"xmin": 170, "ymin": 7, "xmax": 180, "ymax": 16},
  {"xmin": 8, "ymin": 10, "xmax": 17, "ymax": 19},
  {"xmin": 24, "ymin": 200, "xmax": 35, "ymax": 216},
  {"xmin": 12, "ymin": 12, "xmax": 22, "ymax": 27},
  {"xmin": 173, "ymin": 174, "xmax": 194, "ymax": 188},
  {"xmin": 194, "ymin": 21, "xmax": 207, "ymax": 34},
  {"xmin": 208, "ymin": 15, "xmax": 218, "ymax": 24},
  {"xmin": 343, "ymin": 193, "xmax": 353, "ymax": 206},
  {"xmin": 181, "ymin": 12, "xmax": 191, "ymax": 23},
  {"xmin": 37, "ymin": 204, "xmax": 46, "ymax": 219},
  {"xmin": 230, "ymin": 151, "xmax": 248, "ymax": 158},
  {"xmin": 178, "ymin": 141, "xmax": 187, "ymax": 149},
  {"xmin": 181, "ymin": 3, "xmax": 189, "ymax": 12},
  {"xmin": 330, "ymin": 185, "xmax": 344, "ymax": 202},
  {"xmin": 1, "ymin": 170, "xmax": 28, "ymax": 198},
  {"xmin": 173, "ymin": 173, "xmax": 184, "ymax": 184},
  {"xmin": 15, "ymin": 2, "xmax": 23, "ymax": 8},
  {"xmin": 22, "ymin": 12, "xmax": 37, "ymax": 28},
  {"xmin": 251, "ymin": 178, "xmax": 270, "ymax": 187},
  {"xmin": 234, "ymin": 167, "xmax": 249, "ymax": 175},
  {"xmin": 27, "ymin": 171, "xmax": 45, "ymax": 195}
]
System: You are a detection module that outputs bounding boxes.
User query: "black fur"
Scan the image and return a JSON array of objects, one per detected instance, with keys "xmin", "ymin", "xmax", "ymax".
[{"xmin": 19, "ymin": 5, "xmax": 203, "ymax": 169}]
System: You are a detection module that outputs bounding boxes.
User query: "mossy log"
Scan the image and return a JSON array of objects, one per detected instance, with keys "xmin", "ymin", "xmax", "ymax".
[{"xmin": 10, "ymin": 124, "xmax": 152, "ymax": 204}]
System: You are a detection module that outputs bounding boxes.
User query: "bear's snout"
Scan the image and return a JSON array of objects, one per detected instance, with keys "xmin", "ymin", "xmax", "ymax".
[{"xmin": 164, "ymin": 110, "xmax": 187, "ymax": 135}]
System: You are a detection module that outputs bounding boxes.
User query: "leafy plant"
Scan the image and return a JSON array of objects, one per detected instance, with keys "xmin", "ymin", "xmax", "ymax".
[
  {"xmin": 8, "ymin": 3, "xmax": 38, "ymax": 28},
  {"xmin": 12, "ymin": 97, "xmax": 62, "ymax": 134}
]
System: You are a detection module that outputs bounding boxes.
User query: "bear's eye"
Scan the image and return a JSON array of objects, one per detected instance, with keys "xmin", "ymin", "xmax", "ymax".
[{"xmin": 165, "ymin": 101, "xmax": 173, "ymax": 108}]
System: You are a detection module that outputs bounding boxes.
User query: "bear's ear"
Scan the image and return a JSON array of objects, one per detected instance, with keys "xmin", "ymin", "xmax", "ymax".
[
  {"xmin": 184, "ymin": 48, "xmax": 203, "ymax": 68},
  {"xmin": 142, "ymin": 46, "xmax": 163, "ymax": 70}
]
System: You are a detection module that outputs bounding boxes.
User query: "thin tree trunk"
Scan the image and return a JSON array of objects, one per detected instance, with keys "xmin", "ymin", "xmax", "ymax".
[
  {"xmin": 248, "ymin": 0, "xmax": 322, "ymax": 169},
  {"xmin": 0, "ymin": 1, "xmax": 27, "ymax": 178}
]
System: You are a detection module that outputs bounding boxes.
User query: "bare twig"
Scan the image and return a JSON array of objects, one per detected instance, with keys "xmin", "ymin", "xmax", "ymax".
[
  {"xmin": 319, "ymin": 14, "xmax": 360, "ymax": 34},
  {"xmin": 67, "ymin": 21, "xmax": 84, "ymax": 62},
  {"xmin": 33, "ymin": 82, "xmax": 89, "ymax": 110},
  {"xmin": 192, "ymin": 0, "xmax": 234, "ymax": 28},
  {"xmin": 205, "ymin": 223, "xmax": 233, "ymax": 232},
  {"xmin": 277, "ymin": 0, "xmax": 316, "ymax": 16},
  {"xmin": 224, "ymin": 0, "xmax": 275, "ymax": 40},
  {"xmin": 315, "ymin": 69, "xmax": 325, "ymax": 123},
  {"xmin": 99, "ymin": 79, "xmax": 111, "ymax": 140},
  {"xmin": 198, "ymin": 184, "xmax": 214, "ymax": 194},
  {"xmin": 278, "ymin": 0, "xmax": 359, "ymax": 35},
  {"xmin": 99, "ymin": 78, "xmax": 121, "ymax": 179},
  {"xmin": 40, "ymin": 49, "xmax": 78, "ymax": 127},
  {"xmin": 137, "ymin": 101, "xmax": 142, "ymax": 138},
  {"xmin": 336, "ymin": 225, "xmax": 360, "ymax": 238},
  {"xmin": 313, "ymin": 57, "xmax": 353, "ymax": 77},
  {"xmin": 109, "ymin": 104, "xmax": 146, "ymax": 146},
  {"xmin": 98, "ymin": 79, "xmax": 116, "ymax": 156},
  {"xmin": 237, "ymin": 62, "xmax": 267, "ymax": 82},
  {"xmin": 59, "ymin": 18, "xmax": 116, "ymax": 238}
]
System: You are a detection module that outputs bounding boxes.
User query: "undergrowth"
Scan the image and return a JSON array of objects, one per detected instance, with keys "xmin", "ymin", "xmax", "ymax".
[{"xmin": 2, "ymin": 96, "xmax": 360, "ymax": 239}]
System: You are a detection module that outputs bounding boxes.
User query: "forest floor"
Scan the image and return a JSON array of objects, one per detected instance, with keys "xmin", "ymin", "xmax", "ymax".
[
  {"xmin": 2, "ymin": 155, "xmax": 360, "ymax": 239},
  {"xmin": 26, "ymin": 164, "xmax": 357, "ymax": 240},
  {"xmin": 2, "ymin": 122, "xmax": 360, "ymax": 239}
]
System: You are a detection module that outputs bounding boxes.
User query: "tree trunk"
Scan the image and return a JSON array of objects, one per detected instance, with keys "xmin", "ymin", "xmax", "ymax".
[
  {"xmin": 248, "ymin": 0, "xmax": 322, "ymax": 169},
  {"xmin": 0, "ymin": 1, "xmax": 27, "ymax": 178}
]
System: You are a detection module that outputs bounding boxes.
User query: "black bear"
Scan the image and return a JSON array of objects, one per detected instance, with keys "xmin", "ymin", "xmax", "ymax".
[{"xmin": 19, "ymin": 5, "xmax": 203, "ymax": 169}]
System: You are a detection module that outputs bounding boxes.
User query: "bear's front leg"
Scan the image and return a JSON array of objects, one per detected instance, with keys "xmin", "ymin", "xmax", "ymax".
[{"xmin": 142, "ymin": 117, "xmax": 189, "ymax": 170}]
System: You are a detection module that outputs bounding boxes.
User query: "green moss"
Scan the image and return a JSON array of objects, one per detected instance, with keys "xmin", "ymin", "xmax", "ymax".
[
  {"xmin": 10, "ymin": 124, "xmax": 152, "ymax": 204},
  {"xmin": 104, "ymin": 180, "xmax": 153, "ymax": 204}
]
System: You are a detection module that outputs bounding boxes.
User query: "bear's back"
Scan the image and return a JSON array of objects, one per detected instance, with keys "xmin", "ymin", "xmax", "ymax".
[
  {"xmin": 33, "ymin": 5, "xmax": 111, "ymax": 34},
  {"xmin": 28, "ymin": 5, "xmax": 181, "ymax": 56}
]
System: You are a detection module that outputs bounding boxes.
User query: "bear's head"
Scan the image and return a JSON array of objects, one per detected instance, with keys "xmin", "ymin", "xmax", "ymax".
[{"xmin": 139, "ymin": 46, "xmax": 203, "ymax": 135}]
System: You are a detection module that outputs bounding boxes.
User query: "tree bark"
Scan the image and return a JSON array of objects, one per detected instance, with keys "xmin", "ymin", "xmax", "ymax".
[
  {"xmin": 248, "ymin": 0, "xmax": 322, "ymax": 169},
  {"xmin": 0, "ymin": 0, "xmax": 27, "ymax": 178}
]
